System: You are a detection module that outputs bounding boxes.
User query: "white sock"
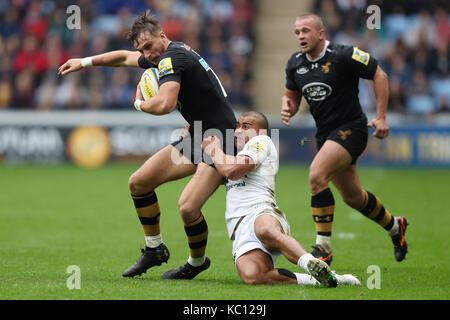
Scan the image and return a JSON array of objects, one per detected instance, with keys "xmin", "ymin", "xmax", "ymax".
[
  {"xmin": 188, "ymin": 255, "xmax": 205, "ymax": 267},
  {"xmin": 316, "ymin": 235, "xmax": 331, "ymax": 252},
  {"xmin": 145, "ymin": 234, "xmax": 162, "ymax": 248},
  {"xmin": 388, "ymin": 217, "xmax": 399, "ymax": 237},
  {"xmin": 294, "ymin": 272, "xmax": 319, "ymax": 285},
  {"xmin": 297, "ymin": 253, "xmax": 315, "ymax": 273}
]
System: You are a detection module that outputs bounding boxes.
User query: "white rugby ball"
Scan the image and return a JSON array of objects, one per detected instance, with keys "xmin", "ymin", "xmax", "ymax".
[{"xmin": 140, "ymin": 68, "xmax": 159, "ymax": 101}]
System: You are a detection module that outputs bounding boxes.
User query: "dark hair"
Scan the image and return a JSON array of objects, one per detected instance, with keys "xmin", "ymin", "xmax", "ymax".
[
  {"xmin": 127, "ymin": 10, "xmax": 161, "ymax": 47},
  {"xmin": 241, "ymin": 111, "xmax": 269, "ymax": 130}
]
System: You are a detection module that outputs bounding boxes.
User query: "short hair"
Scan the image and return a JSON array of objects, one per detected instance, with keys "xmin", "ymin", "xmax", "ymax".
[
  {"xmin": 241, "ymin": 111, "xmax": 269, "ymax": 130},
  {"xmin": 127, "ymin": 10, "xmax": 161, "ymax": 47},
  {"xmin": 296, "ymin": 13, "xmax": 325, "ymax": 31}
]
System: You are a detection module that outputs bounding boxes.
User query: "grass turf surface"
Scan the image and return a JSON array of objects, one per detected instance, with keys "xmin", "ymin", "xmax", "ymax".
[{"xmin": 0, "ymin": 164, "xmax": 449, "ymax": 300}]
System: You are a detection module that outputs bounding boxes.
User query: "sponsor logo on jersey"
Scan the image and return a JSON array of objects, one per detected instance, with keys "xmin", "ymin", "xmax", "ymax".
[
  {"xmin": 321, "ymin": 61, "xmax": 331, "ymax": 73},
  {"xmin": 301, "ymin": 82, "xmax": 332, "ymax": 101},
  {"xmin": 311, "ymin": 63, "xmax": 319, "ymax": 69},
  {"xmin": 296, "ymin": 66, "xmax": 309, "ymax": 74},
  {"xmin": 246, "ymin": 140, "xmax": 266, "ymax": 157},
  {"xmin": 226, "ymin": 180, "xmax": 246, "ymax": 191},
  {"xmin": 158, "ymin": 57, "xmax": 174, "ymax": 76},
  {"xmin": 198, "ymin": 58, "xmax": 211, "ymax": 71},
  {"xmin": 352, "ymin": 47, "xmax": 370, "ymax": 65},
  {"xmin": 180, "ymin": 44, "xmax": 191, "ymax": 51}
]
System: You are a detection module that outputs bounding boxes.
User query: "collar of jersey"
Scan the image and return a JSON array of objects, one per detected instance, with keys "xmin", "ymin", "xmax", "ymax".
[{"xmin": 305, "ymin": 40, "xmax": 330, "ymax": 62}]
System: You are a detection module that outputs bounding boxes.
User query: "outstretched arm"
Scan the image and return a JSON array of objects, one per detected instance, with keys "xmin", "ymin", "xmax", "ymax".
[
  {"xmin": 368, "ymin": 65, "xmax": 389, "ymax": 139},
  {"xmin": 58, "ymin": 50, "xmax": 142, "ymax": 76}
]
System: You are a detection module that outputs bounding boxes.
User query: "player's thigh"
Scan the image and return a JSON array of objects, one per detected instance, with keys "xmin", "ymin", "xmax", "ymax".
[
  {"xmin": 235, "ymin": 249, "xmax": 273, "ymax": 284},
  {"xmin": 310, "ymin": 139, "xmax": 353, "ymax": 183},
  {"xmin": 129, "ymin": 144, "xmax": 196, "ymax": 193},
  {"xmin": 254, "ymin": 214, "xmax": 284, "ymax": 250},
  {"xmin": 178, "ymin": 163, "xmax": 224, "ymax": 221},
  {"xmin": 331, "ymin": 164, "xmax": 365, "ymax": 208}
]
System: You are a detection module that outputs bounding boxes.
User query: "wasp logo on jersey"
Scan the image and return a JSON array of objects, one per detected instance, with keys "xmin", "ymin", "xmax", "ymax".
[
  {"xmin": 302, "ymin": 82, "xmax": 332, "ymax": 101},
  {"xmin": 352, "ymin": 47, "xmax": 370, "ymax": 65},
  {"xmin": 158, "ymin": 57, "xmax": 174, "ymax": 76},
  {"xmin": 321, "ymin": 61, "xmax": 331, "ymax": 73}
]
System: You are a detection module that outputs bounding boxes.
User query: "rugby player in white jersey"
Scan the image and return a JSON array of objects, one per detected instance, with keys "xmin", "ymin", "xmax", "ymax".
[{"xmin": 201, "ymin": 111, "xmax": 360, "ymax": 286}]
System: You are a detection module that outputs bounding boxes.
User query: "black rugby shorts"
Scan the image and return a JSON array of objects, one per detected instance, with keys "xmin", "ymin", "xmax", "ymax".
[
  {"xmin": 171, "ymin": 129, "xmax": 236, "ymax": 167},
  {"xmin": 316, "ymin": 118, "xmax": 368, "ymax": 165}
]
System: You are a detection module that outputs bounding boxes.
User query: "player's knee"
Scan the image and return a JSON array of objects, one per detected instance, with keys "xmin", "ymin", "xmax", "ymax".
[
  {"xmin": 128, "ymin": 173, "xmax": 140, "ymax": 194},
  {"xmin": 256, "ymin": 226, "xmax": 281, "ymax": 250},
  {"xmin": 308, "ymin": 171, "xmax": 328, "ymax": 194},
  {"xmin": 240, "ymin": 271, "xmax": 263, "ymax": 285},
  {"xmin": 178, "ymin": 199, "xmax": 199, "ymax": 222},
  {"xmin": 128, "ymin": 173, "xmax": 152, "ymax": 195}
]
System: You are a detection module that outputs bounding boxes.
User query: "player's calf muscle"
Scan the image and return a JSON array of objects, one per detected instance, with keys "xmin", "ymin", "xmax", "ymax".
[{"xmin": 341, "ymin": 191, "xmax": 366, "ymax": 209}]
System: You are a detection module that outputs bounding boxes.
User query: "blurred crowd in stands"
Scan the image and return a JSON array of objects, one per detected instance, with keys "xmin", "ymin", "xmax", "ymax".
[
  {"xmin": 0, "ymin": 0, "xmax": 255, "ymax": 111},
  {"xmin": 313, "ymin": 0, "xmax": 449, "ymax": 116},
  {"xmin": 0, "ymin": 0, "xmax": 448, "ymax": 116}
]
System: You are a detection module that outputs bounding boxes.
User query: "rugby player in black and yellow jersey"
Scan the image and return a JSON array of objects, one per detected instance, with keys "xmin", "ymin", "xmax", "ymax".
[
  {"xmin": 281, "ymin": 13, "xmax": 408, "ymax": 265},
  {"xmin": 58, "ymin": 11, "xmax": 236, "ymax": 279}
]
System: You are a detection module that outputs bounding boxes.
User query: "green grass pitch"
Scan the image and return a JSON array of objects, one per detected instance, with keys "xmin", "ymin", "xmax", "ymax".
[{"xmin": 0, "ymin": 163, "xmax": 449, "ymax": 300}]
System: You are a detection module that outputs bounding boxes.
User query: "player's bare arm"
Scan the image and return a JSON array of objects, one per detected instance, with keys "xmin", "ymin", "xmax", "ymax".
[
  {"xmin": 281, "ymin": 88, "xmax": 302, "ymax": 126},
  {"xmin": 57, "ymin": 50, "xmax": 142, "ymax": 76},
  {"xmin": 135, "ymin": 80, "xmax": 180, "ymax": 115},
  {"xmin": 368, "ymin": 65, "xmax": 390, "ymax": 139},
  {"xmin": 202, "ymin": 136, "xmax": 255, "ymax": 180}
]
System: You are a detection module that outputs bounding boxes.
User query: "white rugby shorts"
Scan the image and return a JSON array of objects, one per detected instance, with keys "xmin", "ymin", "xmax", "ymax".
[{"xmin": 228, "ymin": 205, "xmax": 290, "ymax": 264}]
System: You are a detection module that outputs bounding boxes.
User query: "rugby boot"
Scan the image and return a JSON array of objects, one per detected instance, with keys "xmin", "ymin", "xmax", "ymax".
[
  {"xmin": 391, "ymin": 216, "xmax": 408, "ymax": 262},
  {"xmin": 311, "ymin": 244, "xmax": 333, "ymax": 266},
  {"xmin": 122, "ymin": 243, "xmax": 170, "ymax": 277},
  {"xmin": 307, "ymin": 258, "xmax": 338, "ymax": 288},
  {"xmin": 331, "ymin": 271, "xmax": 361, "ymax": 286},
  {"xmin": 161, "ymin": 257, "xmax": 210, "ymax": 280}
]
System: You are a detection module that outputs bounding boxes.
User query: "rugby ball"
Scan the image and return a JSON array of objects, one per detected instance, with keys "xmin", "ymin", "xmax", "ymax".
[{"xmin": 140, "ymin": 68, "xmax": 159, "ymax": 101}]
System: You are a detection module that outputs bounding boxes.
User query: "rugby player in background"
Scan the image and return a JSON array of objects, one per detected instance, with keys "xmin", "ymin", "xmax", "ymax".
[
  {"xmin": 281, "ymin": 14, "xmax": 408, "ymax": 265},
  {"xmin": 201, "ymin": 111, "xmax": 360, "ymax": 287},
  {"xmin": 58, "ymin": 11, "xmax": 236, "ymax": 279}
]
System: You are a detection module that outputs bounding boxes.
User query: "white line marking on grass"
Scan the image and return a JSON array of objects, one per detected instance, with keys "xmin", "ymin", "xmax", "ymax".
[{"xmin": 336, "ymin": 232, "xmax": 357, "ymax": 240}]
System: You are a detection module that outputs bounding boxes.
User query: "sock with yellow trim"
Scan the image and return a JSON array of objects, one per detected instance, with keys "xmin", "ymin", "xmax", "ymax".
[
  {"xmin": 311, "ymin": 188, "xmax": 335, "ymax": 252},
  {"xmin": 184, "ymin": 213, "xmax": 208, "ymax": 267},
  {"xmin": 358, "ymin": 190, "xmax": 398, "ymax": 235},
  {"xmin": 131, "ymin": 191, "xmax": 163, "ymax": 248}
]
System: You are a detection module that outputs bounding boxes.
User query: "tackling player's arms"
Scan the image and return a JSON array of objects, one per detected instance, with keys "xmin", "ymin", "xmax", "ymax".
[
  {"xmin": 202, "ymin": 136, "xmax": 255, "ymax": 181},
  {"xmin": 281, "ymin": 88, "xmax": 302, "ymax": 126}
]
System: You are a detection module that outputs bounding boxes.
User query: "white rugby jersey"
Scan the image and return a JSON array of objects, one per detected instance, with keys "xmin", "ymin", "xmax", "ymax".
[{"xmin": 225, "ymin": 134, "xmax": 280, "ymax": 236}]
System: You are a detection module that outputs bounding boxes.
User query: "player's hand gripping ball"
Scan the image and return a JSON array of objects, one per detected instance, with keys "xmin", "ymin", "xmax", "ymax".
[{"xmin": 140, "ymin": 68, "xmax": 159, "ymax": 100}]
